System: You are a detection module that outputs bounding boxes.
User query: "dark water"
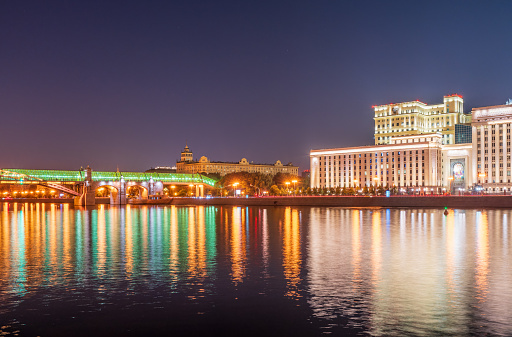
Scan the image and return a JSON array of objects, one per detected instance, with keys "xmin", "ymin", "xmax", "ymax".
[{"xmin": 1, "ymin": 203, "xmax": 511, "ymax": 336}]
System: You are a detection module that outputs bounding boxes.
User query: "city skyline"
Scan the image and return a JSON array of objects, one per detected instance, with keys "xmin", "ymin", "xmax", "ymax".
[{"xmin": 1, "ymin": 1, "xmax": 512, "ymax": 172}]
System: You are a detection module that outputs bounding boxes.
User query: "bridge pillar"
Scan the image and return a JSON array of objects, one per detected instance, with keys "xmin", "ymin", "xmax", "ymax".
[
  {"xmin": 149, "ymin": 177, "xmax": 155, "ymax": 196},
  {"xmin": 74, "ymin": 186, "xmax": 96, "ymax": 206},
  {"xmin": 195, "ymin": 184, "xmax": 204, "ymax": 197},
  {"xmin": 110, "ymin": 180, "xmax": 126, "ymax": 205}
]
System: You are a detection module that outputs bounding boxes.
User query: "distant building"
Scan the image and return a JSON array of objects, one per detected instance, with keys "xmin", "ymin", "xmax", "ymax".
[
  {"xmin": 373, "ymin": 94, "xmax": 471, "ymax": 145},
  {"xmin": 145, "ymin": 166, "xmax": 177, "ymax": 173},
  {"xmin": 176, "ymin": 145, "xmax": 298, "ymax": 176},
  {"xmin": 302, "ymin": 170, "xmax": 310, "ymax": 179}
]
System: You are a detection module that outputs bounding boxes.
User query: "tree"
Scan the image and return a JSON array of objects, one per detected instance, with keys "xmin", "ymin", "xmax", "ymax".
[
  {"xmin": 269, "ymin": 185, "xmax": 281, "ymax": 196},
  {"xmin": 345, "ymin": 187, "xmax": 355, "ymax": 195}
]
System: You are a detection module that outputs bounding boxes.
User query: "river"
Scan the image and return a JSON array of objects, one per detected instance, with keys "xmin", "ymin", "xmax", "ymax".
[{"xmin": 0, "ymin": 203, "xmax": 511, "ymax": 336}]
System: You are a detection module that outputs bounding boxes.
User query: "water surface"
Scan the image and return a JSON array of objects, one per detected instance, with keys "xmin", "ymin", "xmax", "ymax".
[{"xmin": 0, "ymin": 203, "xmax": 511, "ymax": 336}]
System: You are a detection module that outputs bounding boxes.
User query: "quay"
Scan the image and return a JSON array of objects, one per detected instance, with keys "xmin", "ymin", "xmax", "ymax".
[{"xmin": 3, "ymin": 195, "xmax": 512, "ymax": 208}]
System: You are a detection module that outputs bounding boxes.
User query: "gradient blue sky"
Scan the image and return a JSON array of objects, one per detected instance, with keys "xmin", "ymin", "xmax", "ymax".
[{"xmin": 1, "ymin": 1, "xmax": 511, "ymax": 172}]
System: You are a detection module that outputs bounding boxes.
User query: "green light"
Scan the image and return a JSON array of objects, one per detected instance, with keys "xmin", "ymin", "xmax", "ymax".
[{"xmin": 1, "ymin": 168, "xmax": 218, "ymax": 186}]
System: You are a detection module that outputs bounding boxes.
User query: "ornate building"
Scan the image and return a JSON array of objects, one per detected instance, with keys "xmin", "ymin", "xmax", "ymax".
[{"xmin": 176, "ymin": 145, "xmax": 299, "ymax": 176}]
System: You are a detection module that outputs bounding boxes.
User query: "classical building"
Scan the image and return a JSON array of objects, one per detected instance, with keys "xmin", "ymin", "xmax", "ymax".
[
  {"xmin": 471, "ymin": 103, "xmax": 512, "ymax": 192},
  {"xmin": 311, "ymin": 133, "xmax": 475, "ymax": 193},
  {"xmin": 311, "ymin": 134, "xmax": 445, "ymax": 191},
  {"xmin": 309, "ymin": 95, "xmax": 512, "ymax": 193},
  {"xmin": 373, "ymin": 94, "xmax": 471, "ymax": 145},
  {"xmin": 176, "ymin": 145, "xmax": 299, "ymax": 176}
]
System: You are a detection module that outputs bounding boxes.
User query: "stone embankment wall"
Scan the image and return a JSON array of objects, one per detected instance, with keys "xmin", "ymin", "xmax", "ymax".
[
  {"xmin": 169, "ymin": 196, "xmax": 512, "ymax": 208},
  {"xmin": 3, "ymin": 196, "xmax": 512, "ymax": 208}
]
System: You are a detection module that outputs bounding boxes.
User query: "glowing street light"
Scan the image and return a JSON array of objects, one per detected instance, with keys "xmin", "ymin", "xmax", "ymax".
[{"xmin": 232, "ymin": 182, "xmax": 239, "ymax": 197}]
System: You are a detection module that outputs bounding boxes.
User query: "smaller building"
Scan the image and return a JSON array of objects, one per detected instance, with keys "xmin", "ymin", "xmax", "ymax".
[
  {"xmin": 145, "ymin": 166, "xmax": 177, "ymax": 173},
  {"xmin": 176, "ymin": 145, "xmax": 298, "ymax": 176}
]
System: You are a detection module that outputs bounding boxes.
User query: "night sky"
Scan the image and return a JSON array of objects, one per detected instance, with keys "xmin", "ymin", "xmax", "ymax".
[{"xmin": 1, "ymin": 1, "xmax": 512, "ymax": 172}]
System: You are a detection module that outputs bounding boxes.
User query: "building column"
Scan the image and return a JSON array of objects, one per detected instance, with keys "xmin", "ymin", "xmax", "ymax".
[
  {"xmin": 195, "ymin": 184, "xmax": 204, "ymax": 197},
  {"xmin": 487, "ymin": 125, "xmax": 492, "ymax": 184}
]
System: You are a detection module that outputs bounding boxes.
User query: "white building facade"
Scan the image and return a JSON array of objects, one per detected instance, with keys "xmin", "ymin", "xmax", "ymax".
[
  {"xmin": 311, "ymin": 134, "xmax": 445, "ymax": 191},
  {"xmin": 471, "ymin": 104, "xmax": 512, "ymax": 193}
]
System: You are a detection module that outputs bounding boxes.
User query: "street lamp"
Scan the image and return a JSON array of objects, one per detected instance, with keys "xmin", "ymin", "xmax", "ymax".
[
  {"xmin": 448, "ymin": 176, "xmax": 454, "ymax": 194},
  {"xmin": 189, "ymin": 184, "xmax": 194, "ymax": 197},
  {"xmin": 171, "ymin": 185, "xmax": 176, "ymax": 196},
  {"xmin": 292, "ymin": 180, "xmax": 297, "ymax": 196},
  {"xmin": 285, "ymin": 182, "xmax": 290, "ymax": 195},
  {"xmin": 232, "ymin": 182, "xmax": 239, "ymax": 197}
]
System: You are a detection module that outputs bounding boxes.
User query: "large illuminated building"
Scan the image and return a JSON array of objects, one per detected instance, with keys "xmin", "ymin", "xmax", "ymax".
[
  {"xmin": 311, "ymin": 95, "xmax": 512, "ymax": 193},
  {"xmin": 472, "ymin": 103, "xmax": 512, "ymax": 192},
  {"xmin": 176, "ymin": 145, "xmax": 299, "ymax": 176},
  {"xmin": 374, "ymin": 94, "xmax": 471, "ymax": 145}
]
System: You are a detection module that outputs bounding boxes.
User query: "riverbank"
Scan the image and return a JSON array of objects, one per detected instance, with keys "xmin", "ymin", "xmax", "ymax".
[
  {"xmin": 2, "ymin": 196, "xmax": 512, "ymax": 208},
  {"xmin": 169, "ymin": 195, "xmax": 512, "ymax": 208}
]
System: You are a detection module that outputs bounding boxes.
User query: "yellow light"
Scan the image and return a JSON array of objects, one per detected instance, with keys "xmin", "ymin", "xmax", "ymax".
[
  {"xmin": 285, "ymin": 182, "xmax": 290, "ymax": 185},
  {"xmin": 233, "ymin": 182, "xmax": 239, "ymax": 187},
  {"xmin": 448, "ymin": 176, "xmax": 454, "ymax": 180},
  {"xmin": 478, "ymin": 173, "xmax": 486, "ymax": 177},
  {"xmin": 171, "ymin": 186, "xmax": 176, "ymax": 189},
  {"xmin": 292, "ymin": 180, "xmax": 297, "ymax": 183}
]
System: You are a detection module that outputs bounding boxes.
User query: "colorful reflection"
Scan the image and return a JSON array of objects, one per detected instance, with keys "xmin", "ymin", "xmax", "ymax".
[
  {"xmin": 0, "ymin": 204, "xmax": 511, "ymax": 336},
  {"xmin": 282, "ymin": 207, "xmax": 301, "ymax": 299}
]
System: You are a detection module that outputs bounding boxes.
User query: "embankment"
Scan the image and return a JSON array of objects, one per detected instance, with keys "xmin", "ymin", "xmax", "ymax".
[
  {"xmin": 168, "ymin": 196, "xmax": 512, "ymax": 208},
  {"xmin": 2, "ymin": 196, "xmax": 512, "ymax": 208}
]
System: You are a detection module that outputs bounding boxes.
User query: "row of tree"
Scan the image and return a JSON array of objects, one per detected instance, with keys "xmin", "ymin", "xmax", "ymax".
[
  {"xmin": 211, "ymin": 172, "xmax": 305, "ymax": 196},
  {"xmin": 206, "ymin": 172, "xmax": 403, "ymax": 196}
]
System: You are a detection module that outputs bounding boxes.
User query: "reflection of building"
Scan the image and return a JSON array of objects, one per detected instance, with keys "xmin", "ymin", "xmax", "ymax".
[
  {"xmin": 311, "ymin": 96, "xmax": 512, "ymax": 193},
  {"xmin": 176, "ymin": 145, "xmax": 299, "ymax": 176},
  {"xmin": 373, "ymin": 94, "xmax": 471, "ymax": 145}
]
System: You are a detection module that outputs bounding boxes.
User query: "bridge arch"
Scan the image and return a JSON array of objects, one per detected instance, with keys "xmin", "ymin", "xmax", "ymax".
[
  {"xmin": 93, "ymin": 183, "xmax": 122, "ymax": 205},
  {"xmin": 126, "ymin": 184, "xmax": 149, "ymax": 200}
]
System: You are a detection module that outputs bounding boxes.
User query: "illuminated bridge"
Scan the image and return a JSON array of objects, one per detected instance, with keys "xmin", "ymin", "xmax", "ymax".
[{"xmin": 0, "ymin": 167, "xmax": 217, "ymax": 205}]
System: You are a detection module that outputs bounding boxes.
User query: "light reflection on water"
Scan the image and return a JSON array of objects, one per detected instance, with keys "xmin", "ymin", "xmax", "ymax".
[{"xmin": 0, "ymin": 204, "xmax": 511, "ymax": 336}]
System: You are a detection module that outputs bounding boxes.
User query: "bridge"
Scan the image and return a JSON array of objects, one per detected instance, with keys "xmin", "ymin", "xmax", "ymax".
[{"xmin": 0, "ymin": 167, "xmax": 217, "ymax": 205}]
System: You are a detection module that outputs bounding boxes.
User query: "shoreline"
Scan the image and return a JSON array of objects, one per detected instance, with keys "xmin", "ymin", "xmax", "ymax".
[{"xmin": 2, "ymin": 195, "xmax": 512, "ymax": 208}]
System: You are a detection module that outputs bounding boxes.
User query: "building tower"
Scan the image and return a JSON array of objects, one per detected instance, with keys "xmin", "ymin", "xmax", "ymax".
[
  {"xmin": 373, "ymin": 94, "xmax": 469, "ymax": 145},
  {"xmin": 180, "ymin": 144, "xmax": 193, "ymax": 162}
]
